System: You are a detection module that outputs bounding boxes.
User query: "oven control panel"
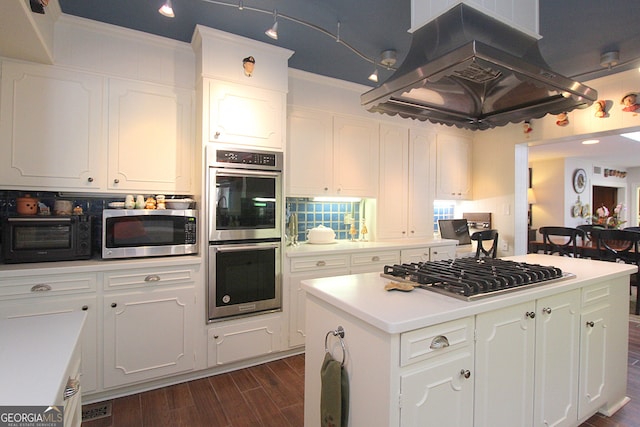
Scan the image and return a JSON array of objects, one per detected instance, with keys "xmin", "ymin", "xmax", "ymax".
[{"xmin": 216, "ymin": 149, "xmax": 278, "ymax": 167}]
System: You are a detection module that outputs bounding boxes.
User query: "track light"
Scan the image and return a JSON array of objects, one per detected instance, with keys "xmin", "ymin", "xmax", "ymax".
[
  {"xmin": 158, "ymin": 0, "xmax": 174, "ymax": 18},
  {"xmin": 265, "ymin": 9, "xmax": 278, "ymax": 40},
  {"xmin": 368, "ymin": 68, "xmax": 379, "ymax": 83}
]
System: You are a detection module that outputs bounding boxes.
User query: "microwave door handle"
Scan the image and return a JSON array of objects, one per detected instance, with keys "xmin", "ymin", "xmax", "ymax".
[{"xmin": 214, "ymin": 243, "xmax": 279, "ymax": 252}]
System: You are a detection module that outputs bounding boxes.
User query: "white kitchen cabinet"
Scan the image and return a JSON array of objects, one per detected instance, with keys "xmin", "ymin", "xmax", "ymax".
[
  {"xmin": 287, "ymin": 107, "xmax": 379, "ymax": 197},
  {"xmin": 476, "ymin": 290, "xmax": 581, "ymax": 427},
  {"xmin": 107, "ymin": 78, "xmax": 194, "ymax": 193},
  {"xmin": 0, "ymin": 272, "xmax": 99, "ymax": 394},
  {"xmin": 399, "ymin": 317, "xmax": 475, "ymax": 427},
  {"xmin": 205, "ymin": 78, "xmax": 285, "ymax": 150},
  {"xmin": 400, "ymin": 245, "xmax": 456, "ymax": 263},
  {"xmin": 207, "ymin": 314, "xmax": 282, "ymax": 366},
  {"xmin": 286, "ymin": 253, "xmax": 350, "ymax": 348},
  {"xmin": 350, "ymin": 250, "xmax": 400, "ymax": 274},
  {"xmin": 435, "ymin": 133, "xmax": 472, "ymax": 200},
  {"xmin": 102, "ymin": 266, "xmax": 196, "ymax": 388},
  {"xmin": 0, "ymin": 61, "xmax": 105, "ymax": 190},
  {"xmin": 378, "ymin": 125, "xmax": 435, "ymax": 239}
]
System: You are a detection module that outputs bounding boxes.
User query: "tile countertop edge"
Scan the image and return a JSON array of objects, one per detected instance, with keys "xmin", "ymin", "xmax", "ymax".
[
  {"xmin": 0, "ymin": 254, "xmax": 203, "ymax": 278},
  {"xmin": 301, "ymin": 254, "xmax": 637, "ymax": 334},
  {"xmin": 286, "ymin": 238, "xmax": 457, "ymax": 257},
  {"xmin": 0, "ymin": 311, "xmax": 87, "ymax": 405}
]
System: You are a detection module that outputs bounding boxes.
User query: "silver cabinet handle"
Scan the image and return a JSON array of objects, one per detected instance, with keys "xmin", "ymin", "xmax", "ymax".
[
  {"xmin": 542, "ymin": 307, "xmax": 552, "ymax": 314},
  {"xmin": 214, "ymin": 131, "xmax": 221, "ymax": 139},
  {"xmin": 30, "ymin": 284, "xmax": 52, "ymax": 292},
  {"xmin": 63, "ymin": 377, "xmax": 80, "ymax": 400},
  {"xmin": 87, "ymin": 177, "xmax": 94, "ymax": 182},
  {"xmin": 460, "ymin": 369, "xmax": 471, "ymax": 379},
  {"xmin": 316, "ymin": 260, "xmax": 326, "ymax": 267},
  {"xmin": 430, "ymin": 335, "xmax": 450, "ymax": 350},
  {"xmin": 526, "ymin": 311, "xmax": 536, "ymax": 319},
  {"xmin": 144, "ymin": 275, "xmax": 161, "ymax": 282},
  {"xmin": 586, "ymin": 321, "xmax": 595, "ymax": 328},
  {"xmin": 371, "ymin": 256, "xmax": 380, "ymax": 262},
  {"xmin": 113, "ymin": 178, "xmax": 120, "ymax": 184}
]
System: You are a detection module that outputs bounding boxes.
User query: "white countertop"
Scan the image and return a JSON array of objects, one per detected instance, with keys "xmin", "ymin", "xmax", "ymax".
[
  {"xmin": 286, "ymin": 238, "xmax": 457, "ymax": 257},
  {"xmin": 0, "ymin": 311, "xmax": 86, "ymax": 405},
  {"xmin": 301, "ymin": 254, "xmax": 637, "ymax": 334}
]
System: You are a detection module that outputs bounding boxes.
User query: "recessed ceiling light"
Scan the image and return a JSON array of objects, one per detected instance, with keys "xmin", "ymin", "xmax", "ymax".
[
  {"xmin": 620, "ymin": 131, "xmax": 640, "ymax": 142},
  {"xmin": 582, "ymin": 139, "xmax": 599, "ymax": 145}
]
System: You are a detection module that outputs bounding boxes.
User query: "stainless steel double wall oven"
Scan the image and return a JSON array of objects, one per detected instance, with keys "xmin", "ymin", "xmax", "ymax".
[{"xmin": 206, "ymin": 146, "xmax": 283, "ymax": 321}]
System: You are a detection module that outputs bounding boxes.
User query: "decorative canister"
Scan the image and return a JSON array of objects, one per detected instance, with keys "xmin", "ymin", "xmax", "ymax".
[{"xmin": 16, "ymin": 194, "xmax": 39, "ymax": 215}]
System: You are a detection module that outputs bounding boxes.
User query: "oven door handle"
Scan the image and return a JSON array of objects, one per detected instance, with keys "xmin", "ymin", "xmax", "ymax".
[
  {"xmin": 213, "ymin": 169, "xmax": 281, "ymax": 178},
  {"xmin": 213, "ymin": 243, "xmax": 280, "ymax": 252}
]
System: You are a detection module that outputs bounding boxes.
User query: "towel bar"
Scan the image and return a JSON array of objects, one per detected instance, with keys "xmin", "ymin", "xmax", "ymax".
[{"xmin": 325, "ymin": 326, "xmax": 346, "ymax": 366}]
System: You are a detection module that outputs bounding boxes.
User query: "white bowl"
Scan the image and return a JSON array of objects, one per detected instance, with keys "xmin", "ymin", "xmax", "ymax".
[{"xmin": 165, "ymin": 199, "xmax": 194, "ymax": 209}]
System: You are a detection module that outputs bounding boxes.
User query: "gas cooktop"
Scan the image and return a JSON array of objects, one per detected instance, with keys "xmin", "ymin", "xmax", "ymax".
[{"xmin": 381, "ymin": 258, "xmax": 575, "ymax": 301}]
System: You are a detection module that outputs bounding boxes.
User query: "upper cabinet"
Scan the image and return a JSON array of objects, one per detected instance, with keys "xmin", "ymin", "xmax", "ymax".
[
  {"xmin": 0, "ymin": 61, "xmax": 105, "ymax": 190},
  {"xmin": 107, "ymin": 78, "xmax": 194, "ymax": 193},
  {"xmin": 287, "ymin": 107, "xmax": 379, "ymax": 197},
  {"xmin": 205, "ymin": 78, "xmax": 285, "ymax": 150},
  {"xmin": 192, "ymin": 25, "xmax": 293, "ymax": 151},
  {"xmin": 377, "ymin": 124, "xmax": 435, "ymax": 240},
  {"xmin": 436, "ymin": 133, "xmax": 472, "ymax": 200},
  {"xmin": 0, "ymin": 61, "xmax": 195, "ymax": 194}
]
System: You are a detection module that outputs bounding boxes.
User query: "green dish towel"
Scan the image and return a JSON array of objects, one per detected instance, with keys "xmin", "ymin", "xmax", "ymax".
[{"xmin": 321, "ymin": 352, "xmax": 349, "ymax": 427}]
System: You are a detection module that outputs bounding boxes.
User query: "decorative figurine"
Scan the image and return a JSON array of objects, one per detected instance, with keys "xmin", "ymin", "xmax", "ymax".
[
  {"xmin": 621, "ymin": 93, "xmax": 640, "ymax": 113},
  {"xmin": 349, "ymin": 220, "xmax": 358, "ymax": 241},
  {"xmin": 523, "ymin": 120, "xmax": 533, "ymax": 134},
  {"xmin": 594, "ymin": 100, "xmax": 607, "ymax": 118},
  {"xmin": 242, "ymin": 56, "xmax": 255, "ymax": 77}
]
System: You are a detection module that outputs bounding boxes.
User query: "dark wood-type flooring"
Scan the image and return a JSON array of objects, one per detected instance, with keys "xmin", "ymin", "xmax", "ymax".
[{"xmin": 83, "ymin": 315, "xmax": 640, "ymax": 426}]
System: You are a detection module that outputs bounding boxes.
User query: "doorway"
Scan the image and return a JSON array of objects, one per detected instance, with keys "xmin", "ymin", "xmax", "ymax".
[{"xmin": 592, "ymin": 186, "xmax": 618, "ymax": 214}]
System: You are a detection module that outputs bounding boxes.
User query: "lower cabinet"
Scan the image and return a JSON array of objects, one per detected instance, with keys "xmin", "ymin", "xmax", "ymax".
[
  {"xmin": 207, "ymin": 314, "xmax": 282, "ymax": 366},
  {"xmin": 102, "ymin": 285, "xmax": 196, "ymax": 388}
]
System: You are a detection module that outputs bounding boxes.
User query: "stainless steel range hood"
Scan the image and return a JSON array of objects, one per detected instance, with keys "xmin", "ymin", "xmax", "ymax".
[{"xmin": 361, "ymin": 4, "xmax": 598, "ymax": 130}]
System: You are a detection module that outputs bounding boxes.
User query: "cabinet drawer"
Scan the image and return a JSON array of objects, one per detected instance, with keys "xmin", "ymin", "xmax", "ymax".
[
  {"xmin": 400, "ymin": 317, "xmax": 474, "ymax": 367},
  {"xmin": 103, "ymin": 267, "xmax": 195, "ymax": 290},
  {"xmin": 289, "ymin": 255, "xmax": 350, "ymax": 273},
  {"xmin": 0, "ymin": 273, "xmax": 96, "ymax": 299},
  {"xmin": 400, "ymin": 247, "xmax": 430, "ymax": 264},
  {"xmin": 581, "ymin": 282, "xmax": 610, "ymax": 308},
  {"xmin": 350, "ymin": 251, "xmax": 399, "ymax": 267}
]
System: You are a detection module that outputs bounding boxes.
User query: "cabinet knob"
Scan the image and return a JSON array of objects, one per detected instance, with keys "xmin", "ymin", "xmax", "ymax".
[
  {"xmin": 460, "ymin": 369, "xmax": 471, "ymax": 379},
  {"xmin": 324, "ymin": 187, "xmax": 329, "ymax": 191},
  {"xmin": 214, "ymin": 131, "xmax": 220, "ymax": 139},
  {"xmin": 30, "ymin": 284, "xmax": 52, "ymax": 292},
  {"xmin": 525, "ymin": 311, "xmax": 536, "ymax": 319},
  {"xmin": 542, "ymin": 307, "xmax": 552, "ymax": 314},
  {"xmin": 586, "ymin": 321, "xmax": 595, "ymax": 328},
  {"xmin": 213, "ymin": 335, "xmax": 219, "ymax": 339},
  {"xmin": 111, "ymin": 302, "xmax": 117, "ymax": 308},
  {"xmin": 113, "ymin": 178, "xmax": 120, "ymax": 184},
  {"xmin": 402, "ymin": 231, "xmax": 406, "ymax": 235},
  {"xmin": 87, "ymin": 177, "xmax": 94, "ymax": 183},
  {"xmin": 410, "ymin": 230, "xmax": 415, "ymax": 234},
  {"xmin": 81, "ymin": 305, "xmax": 89, "ymax": 311}
]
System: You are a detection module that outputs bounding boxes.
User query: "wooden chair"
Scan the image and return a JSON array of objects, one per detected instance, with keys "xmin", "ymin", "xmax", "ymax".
[
  {"xmin": 471, "ymin": 229, "xmax": 498, "ymax": 259},
  {"xmin": 539, "ymin": 226, "xmax": 582, "ymax": 257},
  {"xmin": 595, "ymin": 229, "xmax": 640, "ymax": 315}
]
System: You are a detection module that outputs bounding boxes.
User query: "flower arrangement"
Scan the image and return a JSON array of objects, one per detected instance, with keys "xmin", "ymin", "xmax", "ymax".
[{"xmin": 592, "ymin": 203, "xmax": 626, "ymax": 229}]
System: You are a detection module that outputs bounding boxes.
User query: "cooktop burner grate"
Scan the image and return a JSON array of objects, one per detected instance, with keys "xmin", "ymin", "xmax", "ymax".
[{"xmin": 381, "ymin": 258, "xmax": 574, "ymax": 301}]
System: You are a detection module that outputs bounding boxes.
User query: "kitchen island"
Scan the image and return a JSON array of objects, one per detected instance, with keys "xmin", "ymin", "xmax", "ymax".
[{"xmin": 302, "ymin": 254, "xmax": 636, "ymax": 427}]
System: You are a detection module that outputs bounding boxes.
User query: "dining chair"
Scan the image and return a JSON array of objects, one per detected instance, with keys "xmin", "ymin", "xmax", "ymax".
[
  {"xmin": 576, "ymin": 224, "xmax": 603, "ymax": 243},
  {"xmin": 539, "ymin": 226, "xmax": 582, "ymax": 257},
  {"xmin": 595, "ymin": 229, "xmax": 640, "ymax": 315},
  {"xmin": 624, "ymin": 226, "xmax": 640, "ymax": 233},
  {"xmin": 470, "ymin": 229, "xmax": 498, "ymax": 259}
]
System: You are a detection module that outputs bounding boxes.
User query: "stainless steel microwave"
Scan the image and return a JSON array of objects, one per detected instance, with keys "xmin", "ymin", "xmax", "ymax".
[{"xmin": 102, "ymin": 209, "xmax": 198, "ymax": 259}]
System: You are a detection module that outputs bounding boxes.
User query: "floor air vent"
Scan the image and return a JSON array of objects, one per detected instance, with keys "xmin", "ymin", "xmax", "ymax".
[{"xmin": 82, "ymin": 402, "xmax": 112, "ymax": 421}]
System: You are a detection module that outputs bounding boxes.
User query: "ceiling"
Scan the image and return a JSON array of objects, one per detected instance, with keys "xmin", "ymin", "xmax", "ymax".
[{"xmin": 44, "ymin": 1, "xmax": 640, "ymax": 167}]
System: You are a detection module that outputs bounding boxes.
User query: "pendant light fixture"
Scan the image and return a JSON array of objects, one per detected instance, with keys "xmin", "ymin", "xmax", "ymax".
[
  {"xmin": 368, "ymin": 68, "xmax": 379, "ymax": 83},
  {"xmin": 158, "ymin": 0, "xmax": 175, "ymax": 18},
  {"xmin": 265, "ymin": 9, "xmax": 279, "ymax": 40}
]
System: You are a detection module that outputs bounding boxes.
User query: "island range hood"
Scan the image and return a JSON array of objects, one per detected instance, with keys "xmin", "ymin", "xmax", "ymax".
[{"xmin": 361, "ymin": 4, "xmax": 598, "ymax": 130}]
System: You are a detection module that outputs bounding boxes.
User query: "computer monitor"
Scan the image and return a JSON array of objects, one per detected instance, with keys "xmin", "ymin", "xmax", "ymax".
[{"xmin": 438, "ymin": 219, "xmax": 471, "ymax": 245}]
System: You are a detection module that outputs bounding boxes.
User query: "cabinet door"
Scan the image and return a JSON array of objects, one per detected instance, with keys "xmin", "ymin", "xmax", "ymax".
[
  {"xmin": 400, "ymin": 348, "xmax": 474, "ymax": 427},
  {"xmin": 401, "ymin": 247, "xmax": 430, "ymax": 264},
  {"xmin": 108, "ymin": 79, "xmax": 193, "ymax": 193},
  {"xmin": 333, "ymin": 115, "xmax": 379, "ymax": 197},
  {"xmin": 407, "ymin": 129, "xmax": 435, "ymax": 238},
  {"xmin": 287, "ymin": 107, "xmax": 334, "ymax": 196},
  {"xmin": 377, "ymin": 124, "xmax": 409, "ymax": 239},
  {"xmin": 578, "ymin": 303, "xmax": 610, "ymax": 419},
  {"xmin": 103, "ymin": 286, "xmax": 195, "ymax": 388},
  {"xmin": 207, "ymin": 79, "xmax": 284, "ymax": 149},
  {"xmin": 475, "ymin": 301, "xmax": 536, "ymax": 427},
  {"xmin": 436, "ymin": 133, "xmax": 472, "ymax": 200},
  {"xmin": 534, "ymin": 290, "xmax": 580, "ymax": 427},
  {"xmin": 0, "ymin": 295, "xmax": 98, "ymax": 393},
  {"xmin": 0, "ymin": 61, "xmax": 104, "ymax": 190}
]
